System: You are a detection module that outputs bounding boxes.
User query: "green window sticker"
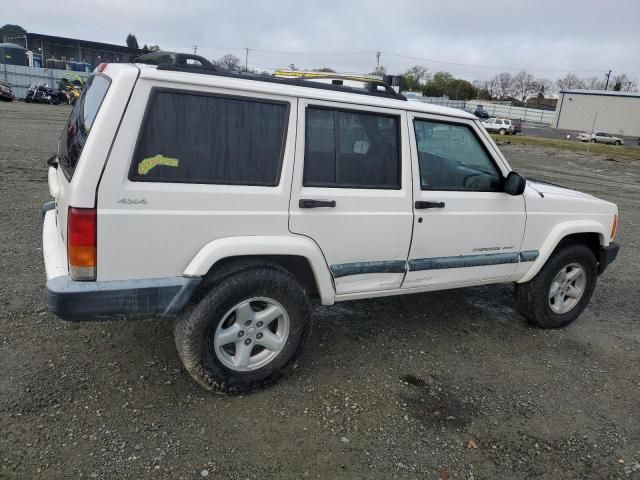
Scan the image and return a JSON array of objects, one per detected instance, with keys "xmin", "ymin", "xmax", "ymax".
[{"xmin": 137, "ymin": 154, "xmax": 179, "ymax": 175}]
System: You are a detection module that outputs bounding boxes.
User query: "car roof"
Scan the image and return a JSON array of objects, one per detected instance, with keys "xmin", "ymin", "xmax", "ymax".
[{"xmin": 131, "ymin": 63, "xmax": 477, "ymax": 121}]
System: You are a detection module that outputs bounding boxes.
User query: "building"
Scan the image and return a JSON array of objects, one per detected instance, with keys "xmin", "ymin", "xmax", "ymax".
[
  {"xmin": 5, "ymin": 32, "xmax": 144, "ymax": 69},
  {"xmin": 553, "ymin": 89, "xmax": 640, "ymax": 137}
]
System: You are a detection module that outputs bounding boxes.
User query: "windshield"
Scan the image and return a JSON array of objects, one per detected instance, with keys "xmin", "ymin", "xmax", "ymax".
[{"xmin": 59, "ymin": 74, "xmax": 110, "ymax": 180}]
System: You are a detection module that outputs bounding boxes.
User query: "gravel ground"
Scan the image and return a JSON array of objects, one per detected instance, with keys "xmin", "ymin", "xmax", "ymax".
[{"xmin": 1, "ymin": 100, "xmax": 639, "ymax": 480}]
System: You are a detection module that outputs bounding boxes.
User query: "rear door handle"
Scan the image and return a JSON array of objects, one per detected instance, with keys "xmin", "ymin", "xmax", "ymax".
[
  {"xmin": 299, "ymin": 199, "xmax": 336, "ymax": 209},
  {"xmin": 415, "ymin": 201, "xmax": 445, "ymax": 209}
]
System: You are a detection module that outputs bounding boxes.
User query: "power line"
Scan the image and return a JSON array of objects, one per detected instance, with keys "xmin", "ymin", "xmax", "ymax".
[
  {"xmin": 383, "ymin": 52, "xmax": 607, "ymax": 74},
  {"xmin": 162, "ymin": 44, "xmax": 611, "ymax": 75}
]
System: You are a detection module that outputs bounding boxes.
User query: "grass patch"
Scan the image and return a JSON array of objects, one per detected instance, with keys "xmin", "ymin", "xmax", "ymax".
[{"xmin": 490, "ymin": 134, "xmax": 640, "ymax": 160}]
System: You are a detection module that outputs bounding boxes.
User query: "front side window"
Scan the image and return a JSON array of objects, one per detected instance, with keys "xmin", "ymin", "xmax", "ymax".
[
  {"xmin": 130, "ymin": 90, "xmax": 289, "ymax": 185},
  {"xmin": 414, "ymin": 119, "xmax": 502, "ymax": 191},
  {"xmin": 303, "ymin": 107, "xmax": 400, "ymax": 189}
]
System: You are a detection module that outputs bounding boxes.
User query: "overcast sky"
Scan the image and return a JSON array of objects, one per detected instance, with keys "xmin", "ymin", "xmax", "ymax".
[{"xmin": 7, "ymin": 0, "xmax": 640, "ymax": 81}]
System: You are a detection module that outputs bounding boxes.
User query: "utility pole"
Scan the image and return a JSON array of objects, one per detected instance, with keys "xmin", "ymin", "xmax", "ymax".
[
  {"xmin": 376, "ymin": 51, "xmax": 381, "ymax": 70},
  {"xmin": 193, "ymin": 44, "xmax": 198, "ymax": 55},
  {"xmin": 604, "ymin": 70, "xmax": 612, "ymax": 91},
  {"xmin": 244, "ymin": 48, "xmax": 249, "ymax": 71}
]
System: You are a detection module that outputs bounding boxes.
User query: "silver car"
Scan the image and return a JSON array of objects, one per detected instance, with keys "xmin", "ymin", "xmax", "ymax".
[{"xmin": 584, "ymin": 132, "xmax": 625, "ymax": 145}]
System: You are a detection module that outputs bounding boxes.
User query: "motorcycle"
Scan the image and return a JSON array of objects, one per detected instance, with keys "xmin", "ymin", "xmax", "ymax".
[
  {"xmin": 58, "ymin": 74, "xmax": 84, "ymax": 105},
  {"xmin": 25, "ymin": 82, "xmax": 65, "ymax": 105}
]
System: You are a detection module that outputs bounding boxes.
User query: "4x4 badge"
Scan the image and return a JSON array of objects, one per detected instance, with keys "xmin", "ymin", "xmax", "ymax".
[{"xmin": 117, "ymin": 198, "xmax": 147, "ymax": 205}]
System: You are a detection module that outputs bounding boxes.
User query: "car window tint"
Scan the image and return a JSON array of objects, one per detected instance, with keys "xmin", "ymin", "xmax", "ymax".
[
  {"xmin": 414, "ymin": 119, "xmax": 502, "ymax": 191},
  {"xmin": 130, "ymin": 91, "xmax": 288, "ymax": 185},
  {"xmin": 303, "ymin": 107, "xmax": 400, "ymax": 189}
]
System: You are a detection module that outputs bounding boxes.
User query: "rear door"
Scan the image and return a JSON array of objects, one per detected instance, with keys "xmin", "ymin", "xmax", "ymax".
[{"xmin": 288, "ymin": 100, "xmax": 413, "ymax": 295}]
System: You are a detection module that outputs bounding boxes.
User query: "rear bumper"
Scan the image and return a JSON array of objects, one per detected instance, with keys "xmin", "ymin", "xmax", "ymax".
[
  {"xmin": 43, "ymin": 206, "xmax": 201, "ymax": 321},
  {"xmin": 46, "ymin": 275, "xmax": 201, "ymax": 320},
  {"xmin": 598, "ymin": 242, "xmax": 620, "ymax": 275}
]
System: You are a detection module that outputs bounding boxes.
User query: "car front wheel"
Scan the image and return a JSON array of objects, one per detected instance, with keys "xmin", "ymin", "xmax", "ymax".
[
  {"xmin": 590, "ymin": 139, "xmax": 596, "ymax": 143},
  {"xmin": 514, "ymin": 242, "xmax": 597, "ymax": 328},
  {"xmin": 174, "ymin": 261, "xmax": 312, "ymax": 394},
  {"xmin": 499, "ymin": 128, "xmax": 506, "ymax": 135}
]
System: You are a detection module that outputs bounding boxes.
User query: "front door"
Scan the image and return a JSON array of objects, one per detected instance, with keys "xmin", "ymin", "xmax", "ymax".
[
  {"xmin": 403, "ymin": 114, "xmax": 527, "ymax": 290},
  {"xmin": 289, "ymin": 100, "xmax": 413, "ymax": 295}
]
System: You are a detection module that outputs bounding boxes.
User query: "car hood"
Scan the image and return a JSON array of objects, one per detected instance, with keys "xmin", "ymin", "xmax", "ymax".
[{"xmin": 526, "ymin": 180, "xmax": 595, "ymax": 200}]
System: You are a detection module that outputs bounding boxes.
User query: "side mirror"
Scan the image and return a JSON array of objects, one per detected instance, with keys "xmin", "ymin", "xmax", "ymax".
[{"xmin": 504, "ymin": 171, "xmax": 526, "ymax": 196}]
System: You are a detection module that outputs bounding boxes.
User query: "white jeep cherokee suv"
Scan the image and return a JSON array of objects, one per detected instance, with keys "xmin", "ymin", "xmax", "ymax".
[{"xmin": 42, "ymin": 54, "xmax": 620, "ymax": 394}]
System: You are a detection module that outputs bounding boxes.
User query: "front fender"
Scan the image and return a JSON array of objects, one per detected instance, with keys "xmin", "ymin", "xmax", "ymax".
[
  {"xmin": 517, "ymin": 220, "xmax": 608, "ymax": 283},
  {"xmin": 183, "ymin": 235, "xmax": 336, "ymax": 305}
]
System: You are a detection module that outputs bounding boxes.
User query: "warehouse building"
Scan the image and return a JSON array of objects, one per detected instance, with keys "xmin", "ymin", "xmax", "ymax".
[
  {"xmin": 6, "ymin": 32, "xmax": 143, "ymax": 69},
  {"xmin": 553, "ymin": 89, "xmax": 640, "ymax": 137}
]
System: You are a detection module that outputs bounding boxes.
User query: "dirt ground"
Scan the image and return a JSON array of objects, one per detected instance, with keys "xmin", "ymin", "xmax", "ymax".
[{"xmin": 1, "ymin": 100, "xmax": 639, "ymax": 480}]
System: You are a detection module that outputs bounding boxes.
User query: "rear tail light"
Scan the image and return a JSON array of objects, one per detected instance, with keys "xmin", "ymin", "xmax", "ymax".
[
  {"xmin": 68, "ymin": 207, "xmax": 96, "ymax": 281},
  {"xmin": 611, "ymin": 214, "xmax": 618, "ymax": 240}
]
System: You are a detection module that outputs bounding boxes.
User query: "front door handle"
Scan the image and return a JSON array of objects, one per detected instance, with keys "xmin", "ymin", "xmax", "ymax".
[
  {"xmin": 415, "ymin": 201, "xmax": 445, "ymax": 209},
  {"xmin": 299, "ymin": 199, "xmax": 337, "ymax": 209}
]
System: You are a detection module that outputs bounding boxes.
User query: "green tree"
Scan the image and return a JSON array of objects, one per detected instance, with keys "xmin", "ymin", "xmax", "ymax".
[
  {"xmin": 313, "ymin": 67, "xmax": 336, "ymax": 73},
  {"xmin": 126, "ymin": 33, "xmax": 139, "ymax": 50},
  {"xmin": 422, "ymin": 71, "xmax": 454, "ymax": 97},
  {"xmin": 0, "ymin": 24, "xmax": 27, "ymax": 43},
  {"xmin": 401, "ymin": 65, "xmax": 429, "ymax": 91}
]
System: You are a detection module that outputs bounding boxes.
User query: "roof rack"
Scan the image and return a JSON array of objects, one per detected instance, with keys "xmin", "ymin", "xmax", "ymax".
[{"xmin": 133, "ymin": 52, "xmax": 406, "ymax": 101}]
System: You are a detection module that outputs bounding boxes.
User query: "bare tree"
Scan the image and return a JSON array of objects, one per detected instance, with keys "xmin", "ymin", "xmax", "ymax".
[
  {"xmin": 511, "ymin": 70, "xmax": 539, "ymax": 102},
  {"xmin": 556, "ymin": 73, "xmax": 585, "ymax": 90},
  {"xmin": 371, "ymin": 65, "xmax": 387, "ymax": 77},
  {"xmin": 214, "ymin": 54, "xmax": 241, "ymax": 71},
  {"xmin": 492, "ymin": 72, "xmax": 513, "ymax": 99},
  {"xmin": 584, "ymin": 76, "xmax": 606, "ymax": 90}
]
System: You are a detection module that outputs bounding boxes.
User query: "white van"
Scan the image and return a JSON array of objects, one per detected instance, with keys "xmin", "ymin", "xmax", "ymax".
[{"xmin": 42, "ymin": 54, "xmax": 619, "ymax": 393}]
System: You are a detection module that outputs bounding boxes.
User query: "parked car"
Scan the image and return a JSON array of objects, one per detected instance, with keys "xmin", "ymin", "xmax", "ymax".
[
  {"xmin": 482, "ymin": 117, "xmax": 520, "ymax": 135},
  {"xmin": 42, "ymin": 55, "xmax": 620, "ymax": 394},
  {"xmin": 474, "ymin": 105, "xmax": 490, "ymax": 119},
  {"xmin": 578, "ymin": 131, "xmax": 625, "ymax": 145},
  {"xmin": 0, "ymin": 81, "xmax": 14, "ymax": 101}
]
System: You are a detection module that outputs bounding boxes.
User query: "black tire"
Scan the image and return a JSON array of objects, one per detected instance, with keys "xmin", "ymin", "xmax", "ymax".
[
  {"xmin": 499, "ymin": 128, "xmax": 506, "ymax": 135},
  {"xmin": 514, "ymin": 242, "xmax": 597, "ymax": 328},
  {"xmin": 614, "ymin": 140, "xmax": 621, "ymax": 146},
  {"xmin": 174, "ymin": 261, "xmax": 312, "ymax": 394},
  {"xmin": 590, "ymin": 139, "xmax": 596, "ymax": 143}
]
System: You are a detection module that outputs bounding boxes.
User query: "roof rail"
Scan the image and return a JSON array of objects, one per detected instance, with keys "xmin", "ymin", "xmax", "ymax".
[{"xmin": 134, "ymin": 52, "xmax": 406, "ymax": 101}]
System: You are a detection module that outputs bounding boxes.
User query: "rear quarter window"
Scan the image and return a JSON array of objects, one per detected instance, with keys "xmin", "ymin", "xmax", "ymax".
[
  {"xmin": 129, "ymin": 89, "xmax": 289, "ymax": 186},
  {"xmin": 59, "ymin": 74, "xmax": 111, "ymax": 179}
]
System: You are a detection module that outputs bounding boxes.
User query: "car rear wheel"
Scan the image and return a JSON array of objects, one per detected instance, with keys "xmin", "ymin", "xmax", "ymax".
[
  {"xmin": 174, "ymin": 261, "xmax": 312, "ymax": 394},
  {"xmin": 514, "ymin": 242, "xmax": 597, "ymax": 329}
]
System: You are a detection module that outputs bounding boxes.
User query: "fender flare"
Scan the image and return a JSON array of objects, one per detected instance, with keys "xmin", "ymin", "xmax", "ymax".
[
  {"xmin": 517, "ymin": 220, "xmax": 608, "ymax": 283},
  {"xmin": 182, "ymin": 235, "xmax": 336, "ymax": 305}
]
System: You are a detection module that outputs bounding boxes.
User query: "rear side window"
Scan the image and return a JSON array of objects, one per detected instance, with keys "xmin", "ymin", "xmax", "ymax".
[
  {"xmin": 130, "ymin": 90, "xmax": 289, "ymax": 186},
  {"xmin": 303, "ymin": 107, "xmax": 400, "ymax": 189},
  {"xmin": 59, "ymin": 74, "xmax": 110, "ymax": 179}
]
